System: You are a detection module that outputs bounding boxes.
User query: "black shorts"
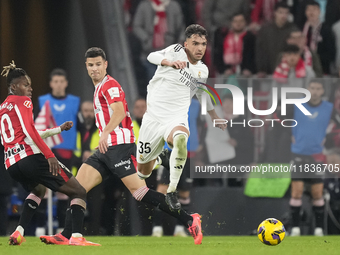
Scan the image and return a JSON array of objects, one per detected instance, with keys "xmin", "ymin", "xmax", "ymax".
[
  {"xmin": 158, "ymin": 158, "xmax": 193, "ymax": 191},
  {"xmin": 290, "ymin": 153, "xmax": 325, "ymax": 184},
  {"xmin": 7, "ymin": 154, "xmax": 73, "ymax": 192},
  {"xmin": 85, "ymin": 143, "xmax": 137, "ymax": 180}
]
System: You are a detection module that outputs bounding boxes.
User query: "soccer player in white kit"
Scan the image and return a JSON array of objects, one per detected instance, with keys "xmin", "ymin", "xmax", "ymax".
[{"xmin": 137, "ymin": 24, "xmax": 226, "ymax": 210}]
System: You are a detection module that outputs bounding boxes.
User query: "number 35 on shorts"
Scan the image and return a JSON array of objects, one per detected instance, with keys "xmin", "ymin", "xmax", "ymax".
[{"xmin": 139, "ymin": 141, "xmax": 151, "ymax": 154}]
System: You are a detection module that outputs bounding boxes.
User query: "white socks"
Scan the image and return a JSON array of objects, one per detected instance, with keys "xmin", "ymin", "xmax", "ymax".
[
  {"xmin": 167, "ymin": 131, "xmax": 188, "ymax": 193},
  {"xmin": 16, "ymin": 226, "xmax": 24, "ymax": 236}
]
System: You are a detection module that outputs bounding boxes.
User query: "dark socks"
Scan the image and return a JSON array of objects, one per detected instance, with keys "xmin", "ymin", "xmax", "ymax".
[
  {"xmin": 313, "ymin": 205, "xmax": 325, "ymax": 229},
  {"xmin": 141, "ymin": 189, "xmax": 192, "ymax": 227},
  {"xmin": 57, "ymin": 200, "xmax": 68, "ymax": 228},
  {"xmin": 61, "ymin": 208, "xmax": 72, "ymax": 239},
  {"xmin": 71, "ymin": 204, "xmax": 85, "ymax": 234},
  {"xmin": 290, "ymin": 206, "xmax": 301, "ymax": 227},
  {"xmin": 18, "ymin": 199, "xmax": 39, "ymax": 229},
  {"xmin": 153, "ymin": 208, "xmax": 163, "ymax": 227}
]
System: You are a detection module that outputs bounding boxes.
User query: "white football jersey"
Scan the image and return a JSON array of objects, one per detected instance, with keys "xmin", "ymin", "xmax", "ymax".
[{"xmin": 145, "ymin": 44, "xmax": 209, "ymax": 124}]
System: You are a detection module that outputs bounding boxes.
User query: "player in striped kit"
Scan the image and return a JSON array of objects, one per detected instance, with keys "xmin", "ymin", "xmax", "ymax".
[
  {"xmin": 0, "ymin": 62, "xmax": 99, "ymax": 246},
  {"xmin": 41, "ymin": 47, "xmax": 203, "ymax": 245}
]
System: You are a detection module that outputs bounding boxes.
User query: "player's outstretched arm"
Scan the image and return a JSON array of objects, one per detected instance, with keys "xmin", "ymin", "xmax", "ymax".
[
  {"xmin": 37, "ymin": 121, "xmax": 73, "ymax": 139},
  {"xmin": 98, "ymin": 101, "xmax": 126, "ymax": 154},
  {"xmin": 147, "ymin": 47, "xmax": 186, "ymax": 69}
]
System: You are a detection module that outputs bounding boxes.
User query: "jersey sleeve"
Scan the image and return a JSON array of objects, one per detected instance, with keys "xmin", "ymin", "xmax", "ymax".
[
  {"xmin": 147, "ymin": 44, "xmax": 181, "ymax": 65},
  {"xmin": 103, "ymin": 80, "xmax": 125, "ymax": 105},
  {"xmin": 16, "ymin": 98, "xmax": 55, "ymax": 159}
]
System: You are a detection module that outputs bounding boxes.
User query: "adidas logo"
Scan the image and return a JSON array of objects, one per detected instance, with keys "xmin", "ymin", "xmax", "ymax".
[{"xmin": 174, "ymin": 165, "xmax": 183, "ymax": 169}]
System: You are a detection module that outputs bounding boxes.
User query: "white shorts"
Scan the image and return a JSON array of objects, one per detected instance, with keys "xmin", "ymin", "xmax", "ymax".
[{"xmin": 136, "ymin": 115, "xmax": 189, "ymax": 164}]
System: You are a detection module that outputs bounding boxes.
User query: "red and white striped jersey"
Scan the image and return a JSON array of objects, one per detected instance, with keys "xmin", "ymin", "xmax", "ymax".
[
  {"xmin": 93, "ymin": 75, "xmax": 135, "ymax": 146},
  {"xmin": 0, "ymin": 95, "xmax": 55, "ymax": 169}
]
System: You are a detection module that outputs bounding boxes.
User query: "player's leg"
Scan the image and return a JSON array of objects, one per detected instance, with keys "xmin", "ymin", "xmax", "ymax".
[
  {"xmin": 311, "ymin": 181, "xmax": 325, "ymax": 236},
  {"xmin": 152, "ymin": 180, "xmax": 168, "ymax": 237},
  {"xmin": 136, "ymin": 118, "xmax": 165, "ymax": 179},
  {"xmin": 9, "ymin": 183, "xmax": 46, "ymax": 245},
  {"xmin": 56, "ymin": 163, "xmax": 102, "ymax": 245},
  {"xmin": 7, "ymin": 155, "xmax": 47, "ymax": 245},
  {"xmin": 290, "ymin": 180, "xmax": 304, "ymax": 236},
  {"xmin": 40, "ymin": 157, "xmax": 102, "ymax": 246},
  {"xmin": 121, "ymin": 173, "xmax": 202, "ymax": 244},
  {"xmin": 165, "ymin": 126, "xmax": 189, "ymax": 210}
]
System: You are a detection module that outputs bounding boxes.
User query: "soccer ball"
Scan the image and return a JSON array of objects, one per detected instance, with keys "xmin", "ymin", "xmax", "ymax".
[{"xmin": 257, "ymin": 218, "xmax": 286, "ymax": 246}]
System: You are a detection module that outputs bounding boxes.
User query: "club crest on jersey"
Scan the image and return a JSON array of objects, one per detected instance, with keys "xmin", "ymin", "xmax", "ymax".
[
  {"xmin": 108, "ymin": 87, "xmax": 120, "ymax": 99},
  {"xmin": 198, "ymin": 71, "xmax": 201, "ymax": 78},
  {"xmin": 23, "ymin": 101, "xmax": 32, "ymax": 108}
]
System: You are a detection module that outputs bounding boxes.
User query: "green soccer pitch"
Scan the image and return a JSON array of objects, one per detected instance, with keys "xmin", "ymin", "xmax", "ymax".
[{"xmin": 1, "ymin": 236, "xmax": 340, "ymax": 255}]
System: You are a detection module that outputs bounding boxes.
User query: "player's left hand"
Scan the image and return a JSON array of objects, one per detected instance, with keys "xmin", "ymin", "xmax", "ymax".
[
  {"xmin": 211, "ymin": 116, "xmax": 227, "ymax": 131},
  {"xmin": 98, "ymin": 133, "xmax": 109, "ymax": 154},
  {"xmin": 60, "ymin": 121, "xmax": 73, "ymax": 131},
  {"xmin": 215, "ymin": 123, "xmax": 227, "ymax": 131}
]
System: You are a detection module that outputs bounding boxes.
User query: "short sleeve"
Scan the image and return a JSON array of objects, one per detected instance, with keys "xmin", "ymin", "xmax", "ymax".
[{"xmin": 103, "ymin": 80, "xmax": 124, "ymax": 105}]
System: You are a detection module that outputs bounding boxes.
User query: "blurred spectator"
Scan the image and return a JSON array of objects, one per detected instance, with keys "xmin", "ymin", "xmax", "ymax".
[
  {"xmin": 301, "ymin": 0, "xmax": 336, "ymax": 74},
  {"xmin": 295, "ymin": 0, "xmax": 340, "ymax": 29},
  {"xmin": 250, "ymin": 0, "xmax": 279, "ymax": 31},
  {"xmin": 332, "ymin": 21, "xmax": 340, "ymax": 73},
  {"xmin": 273, "ymin": 44, "xmax": 315, "ymax": 87},
  {"xmin": 214, "ymin": 13, "xmax": 256, "ymax": 77},
  {"xmin": 202, "ymin": 0, "xmax": 251, "ymax": 35},
  {"xmin": 0, "ymin": 143, "xmax": 12, "ymax": 236},
  {"xmin": 281, "ymin": 28, "xmax": 323, "ymax": 77},
  {"xmin": 324, "ymin": 148, "xmax": 340, "ymax": 234},
  {"xmin": 222, "ymin": 95, "xmax": 254, "ymax": 167},
  {"xmin": 132, "ymin": 0, "xmax": 185, "ymax": 81},
  {"xmin": 287, "ymin": 81, "xmax": 333, "ymax": 236},
  {"xmin": 37, "ymin": 68, "xmax": 80, "ymax": 234},
  {"xmin": 256, "ymin": 2, "xmax": 297, "ymax": 76},
  {"xmin": 176, "ymin": 0, "xmax": 196, "ymax": 27}
]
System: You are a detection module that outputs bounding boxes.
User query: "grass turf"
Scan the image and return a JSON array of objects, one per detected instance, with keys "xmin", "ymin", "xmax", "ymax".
[{"xmin": 0, "ymin": 236, "xmax": 340, "ymax": 255}]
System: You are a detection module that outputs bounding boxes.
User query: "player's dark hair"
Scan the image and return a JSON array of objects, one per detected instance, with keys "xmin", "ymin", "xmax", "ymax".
[
  {"xmin": 282, "ymin": 44, "xmax": 300, "ymax": 54},
  {"xmin": 1, "ymin": 60, "xmax": 27, "ymax": 87},
  {"xmin": 231, "ymin": 12, "xmax": 246, "ymax": 20},
  {"xmin": 185, "ymin": 24, "xmax": 208, "ymax": 39},
  {"xmin": 85, "ymin": 47, "xmax": 107, "ymax": 61},
  {"xmin": 274, "ymin": 1, "xmax": 289, "ymax": 11},
  {"xmin": 309, "ymin": 78, "xmax": 325, "ymax": 89},
  {"xmin": 306, "ymin": 0, "xmax": 320, "ymax": 8},
  {"xmin": 50, "ymin": 68, "xmax": 67, "ymax": 81}
]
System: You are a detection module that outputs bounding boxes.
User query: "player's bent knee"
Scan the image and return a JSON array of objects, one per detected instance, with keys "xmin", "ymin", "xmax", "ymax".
[
  {"xmin": 173, "ymin": 131, "xmax": 188, "ymax": 151},
  {"xmin": 132, "ymin": 186, "xmax": 149, "ymax": 201},
  {"xmin": 70, "ymin": 198, "xmax": 87, "ymax": 209},
  {"xmin": 32, "ymin": 184, "xmax": 46, "ymax": 198}
]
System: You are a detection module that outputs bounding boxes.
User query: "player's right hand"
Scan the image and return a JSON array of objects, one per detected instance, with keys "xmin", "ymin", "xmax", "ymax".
[
  {"xmin": 48, "ymin": 157, "xmax": 60, "ymax": 176},
  {"xmin": 169, "ymin": 60, "xmax": 187, "ymax": 69}
]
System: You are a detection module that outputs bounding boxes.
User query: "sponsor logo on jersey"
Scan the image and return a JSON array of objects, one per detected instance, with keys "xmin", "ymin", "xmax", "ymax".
[
  {"xmin": 308, "ymin": 112, "xmax": 319, "ymax": 119},
  {"xmin": 23, "ymin": 101, "xmax": 32, "ymax": 108},
  {"xmin": 124, "ymin": 165, "xmax": 131, "ymax": 170},
  {"xmin": 53, "ymin": 104, "xmax": 66, "ymax": 112},
  {"xmin": 114, "ymin": 159, "xmax": 131, "ymax": 168},
  {"xmin": 4, "ymin": 143, "xmax": 25, "ymax": 160}
]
